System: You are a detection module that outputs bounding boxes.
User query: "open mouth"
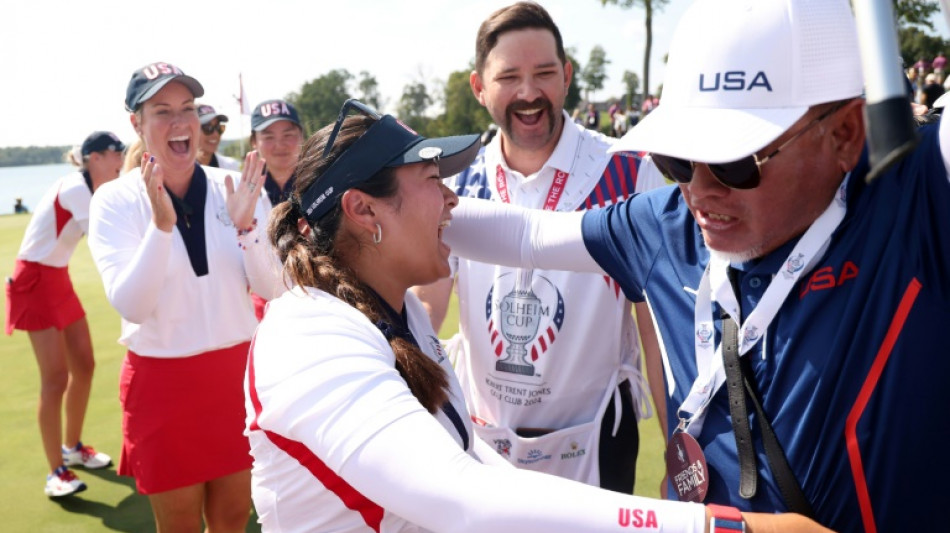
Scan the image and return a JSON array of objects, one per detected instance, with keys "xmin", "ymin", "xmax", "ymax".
[
  {"xmin": 438, "ymin": 219, "xmax": 450, "ymax": 239},
  {"xmin": 707, "ymin": 212, "xmax": 734, "ymax": 223},
  {"xmin": 695, "ymin": 209, "xmax": 737, "ymax": 232},
  {"xmin": 514, "ymin": 107, "xmax": 544, "ymax": 126},
  {"xmin": 507, "ymin": 98, "xmax": 551, "ymax": 129},
  {"xmin": 169, "ymin": 135, "xmax": 191, "ymax": 155}
]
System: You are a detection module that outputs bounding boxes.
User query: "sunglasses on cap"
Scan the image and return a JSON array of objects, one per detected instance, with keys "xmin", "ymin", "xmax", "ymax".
[
  {"xmin": 201, "ymin": 122, "xmax": 226, "ymax": 135},
  {"xmin": 322, "ymin": 100, "xmax": 381, "ymax": 158},
  {"xmin": 651, "ymin": 101, "xmax": 847, "ymax": 190},
  {"xmin": 298, "ymin": 99, "xmax": 480, "ymax": 225}
]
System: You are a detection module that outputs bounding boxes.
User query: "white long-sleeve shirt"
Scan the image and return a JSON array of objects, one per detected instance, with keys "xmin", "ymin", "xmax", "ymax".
[
  {"xmin": 246, "ymin": 286, "xmax": 705, "ymax": 533},
  {"xmin": 88, "ymin": 165, "xmax": 282, "ymax": 357}
]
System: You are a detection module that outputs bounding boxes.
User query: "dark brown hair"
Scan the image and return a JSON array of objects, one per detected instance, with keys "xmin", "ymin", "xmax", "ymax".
[
  {"xmin": 475, "ymin": 1, "xmax": 566, "ymax": 74},
  {"xmin": 268, "ymin": 115, "xmax": 449, "ymax": 413}
]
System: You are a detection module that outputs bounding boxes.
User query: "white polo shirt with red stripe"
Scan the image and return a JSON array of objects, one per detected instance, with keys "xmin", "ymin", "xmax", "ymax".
[
  {"xmin": 17, "ymin": 171, "xmax": 92, "ymax": 266},
  {"xmin": 245, "ymin": 286, "xmax": 707, "ymax": 532}
]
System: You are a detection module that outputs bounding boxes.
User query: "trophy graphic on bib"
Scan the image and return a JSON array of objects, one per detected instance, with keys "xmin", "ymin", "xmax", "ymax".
[{"xmin": 497, "ymin": 269, "xmax": 541, "ymax": 376}]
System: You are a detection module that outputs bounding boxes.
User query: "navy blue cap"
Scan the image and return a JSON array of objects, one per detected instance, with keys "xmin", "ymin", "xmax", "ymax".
[
  {"xmin": 81, "ymin": 131, "xmax": 126, "ymax": 156},
  {"xmin": 300, "ymin": 100, "xmax": 480, "ymax": 223},
  {"xmin": 251, "ymin": 99, "xmax": 301, "ymax": 131},
  {"xmin": 197, "ymin": 104, "xmax": 229, "ymax": 125},
  {"xmin": 125, "ymin": 62, "xmax": 204, "ymax": 112}
]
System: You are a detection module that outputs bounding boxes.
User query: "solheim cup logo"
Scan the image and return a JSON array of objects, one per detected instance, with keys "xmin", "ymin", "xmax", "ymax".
[
  {"xmin": 783, "ymin": 253, "xmax": 805, "ymax": 279},
  {"xmin": 696, "ymin": 323, "xmax": 713, "ymax": 346},
  {"xmin": 742, "ymin": 325, "xmax": 761, "ymax": 349},
  {"xmin": 485, "ymin": 271, "xmax": 565, "ymax": 377},
  {"xmin": 497, "ymin": 269, "xmax": 542, "ymax": 376}
]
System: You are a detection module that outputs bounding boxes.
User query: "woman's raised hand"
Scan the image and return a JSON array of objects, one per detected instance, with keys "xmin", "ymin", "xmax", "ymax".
[
  {"xmin": 226, "ymin": 151, "xmax": 267, "ymax": 231},
  {"xmin": 142, "ymin": 152, "xmax": 176, "ymax": 232}
]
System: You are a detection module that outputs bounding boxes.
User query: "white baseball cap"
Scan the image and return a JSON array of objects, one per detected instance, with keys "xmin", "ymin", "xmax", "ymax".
[{"xmin": 612, "ymin": 0, "xmax": 864, "ymax": 163}]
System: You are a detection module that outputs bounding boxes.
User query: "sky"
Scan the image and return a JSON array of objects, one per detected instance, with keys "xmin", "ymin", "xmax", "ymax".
[{"xmin": 0, "ymin": 0, "xmax": 691, "ymax": 149}]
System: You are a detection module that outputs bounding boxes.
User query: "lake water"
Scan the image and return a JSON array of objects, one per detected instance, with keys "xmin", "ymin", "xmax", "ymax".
[{"xmin": 0, "ymin": 163, "xmax": 75, "ymax": 216}]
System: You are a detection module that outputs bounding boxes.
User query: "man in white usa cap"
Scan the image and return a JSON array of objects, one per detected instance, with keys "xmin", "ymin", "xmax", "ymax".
[{"xmin": 443, "ymin": 0, "xmax": 950, "ymax": 530}]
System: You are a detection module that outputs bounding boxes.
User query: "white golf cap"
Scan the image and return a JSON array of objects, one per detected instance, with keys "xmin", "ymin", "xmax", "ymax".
[{"xmin": 612, "ymin": 0, "xmax": 864, "ymax": 163}]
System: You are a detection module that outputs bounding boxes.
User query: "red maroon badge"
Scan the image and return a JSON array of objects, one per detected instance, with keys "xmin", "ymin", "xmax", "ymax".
[{"xmin": 665, "ymin": 431, "xmax": 709, "ymax": 502}]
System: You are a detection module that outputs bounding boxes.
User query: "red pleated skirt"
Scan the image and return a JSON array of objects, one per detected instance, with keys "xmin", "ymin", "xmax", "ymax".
[
  {"xmin": 118, "ymin": 342, "xmax": 252, "ymax": 494},
  {"xmin": 5, "ymin": 259, "xmax": 84, "ymax": 335}
]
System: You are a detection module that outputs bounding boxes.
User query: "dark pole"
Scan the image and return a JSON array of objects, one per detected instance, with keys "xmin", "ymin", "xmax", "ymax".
[{"xmin": 853, "ymin": 0, "xmax": 918, "ymax": 182}]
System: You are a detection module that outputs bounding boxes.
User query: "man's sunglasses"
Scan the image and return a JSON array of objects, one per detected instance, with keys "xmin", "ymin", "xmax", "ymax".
[
  {"xmin": 201, "ymin": 122, "xmax": 226, "ymax": 135},
  {"xmin": 651, "ymin": 101, "xmax": 847, "ymax": 189}
]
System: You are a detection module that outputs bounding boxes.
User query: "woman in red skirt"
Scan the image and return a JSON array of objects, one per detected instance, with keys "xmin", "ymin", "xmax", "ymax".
[
  {"xmin": 87, "ymin": 62, "xmax": 282, "ymax": 532},
  {"xmin": 5, "ymin": 131, "xmax": 125, "ymax": 497}
]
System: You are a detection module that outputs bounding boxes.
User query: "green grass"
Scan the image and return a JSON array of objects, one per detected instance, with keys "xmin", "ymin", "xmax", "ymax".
[
  {"xmin": 0, "ymin": 213, "xmax": 157, "ymax": 532},
  {"xmin": 1, "ymin": 213, "xmax": 664, "ymax": 531}
]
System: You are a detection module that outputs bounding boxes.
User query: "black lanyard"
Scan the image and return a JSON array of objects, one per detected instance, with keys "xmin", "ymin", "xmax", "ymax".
[
  {"xmin": 722, "ymin": 310, "xmax": 758, "ymax": 499},
  {"xmin": 721, "ymin": 269, "xmax": 814, "ymax": 517}
]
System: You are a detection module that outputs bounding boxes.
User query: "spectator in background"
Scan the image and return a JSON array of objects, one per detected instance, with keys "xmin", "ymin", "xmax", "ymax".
[
  {"xmin": 480, "ymin": 123, "xmax": 499, "ymax": 146},
  {"xmin": 6, "ymin": 131, "xmax": 124, "ymax": 497},
  {"xmin": 921, "ymin": 72, "xmax": 945, "ymax": 109},
  {"xmin": 914, "ymin": 55, "xmax": 931, "ymax": 78},
  {"xmin": 933, "ymin": 51, "xmax": 946, "ymax": 82},
  {"xmin": 612, "ymin": 106, "xmax": 629, "ymax": 137},
  {"xmin": 197, "ymin": 104, "xmax": 241, "ymax": 171},
  {"xmin": 607, "ymin": 100, "xmax": 620, "ymax": 123},
  {"xmin": 627, "ymin": 104, "xmax": 641, "ymax": 128},
  {"xmin": 641, "ymin": 94, "xmax": 658, "ymax": 115},
  {"xmin": 14, "ymin": 197, "xmax": 29, "ymax": 214},
  {"xmin": 907, "ymin": 67, "xmax": 920, "ymax": 102},
  {"xmin": 585, "ymin": 102, "xmax": 600, "ymax": 130}
]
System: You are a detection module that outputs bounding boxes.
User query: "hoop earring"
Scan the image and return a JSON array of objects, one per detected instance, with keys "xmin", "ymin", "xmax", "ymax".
[{"xmin": 373, "ymin": 223, "xmax": 382, "ymax": 245}]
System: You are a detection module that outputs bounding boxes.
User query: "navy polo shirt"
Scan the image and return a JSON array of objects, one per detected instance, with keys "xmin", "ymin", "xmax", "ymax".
[{"xmin": 581, "ymin": 123, "xmax": 950, "ymax": 531}]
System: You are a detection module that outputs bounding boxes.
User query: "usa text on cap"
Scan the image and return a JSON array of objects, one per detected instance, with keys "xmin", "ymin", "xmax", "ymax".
[
  {"xmin": 251, "ymin": 99, "xmax": 301, "ymax": 131},
  {"xmin": 125, "ymin": 62, "xmax": 204, "ymax": 112},
  {"xmin": 611, "ymin": 0, "xmax": 863, "ymax": 163}
]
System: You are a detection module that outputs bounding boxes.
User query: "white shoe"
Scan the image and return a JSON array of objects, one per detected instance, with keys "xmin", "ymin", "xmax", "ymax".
[
  {"xmin": 62, "ymin": 442, "xmax": 112, "ymax": 470},
  {"xmin": 45, "ymin": 467, "xmax": 87, "ymax": 498}
]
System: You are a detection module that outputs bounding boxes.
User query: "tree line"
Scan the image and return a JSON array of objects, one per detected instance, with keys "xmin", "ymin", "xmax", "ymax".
[
  {"xmin": 218, "ymin": 46, "xmax": 629, "ymax": 161},
  {"xmin": 7, "ymin": 0, "xmax": 947, "ymax": 165},
  {"xmin": 227, "ymin": 0, "xmax": 950, "ymax": 153},
  {"xmin": 0, "ymin": 146, "xmax": 70, "ymax": 167}
]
